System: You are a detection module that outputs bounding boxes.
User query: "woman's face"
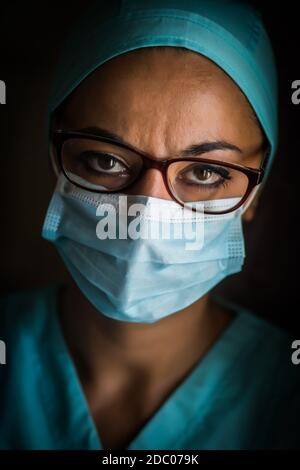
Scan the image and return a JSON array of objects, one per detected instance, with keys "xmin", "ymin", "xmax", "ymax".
[{"xmin": 55, "ymin": 47, "xmax": 265, "ymax": 214}]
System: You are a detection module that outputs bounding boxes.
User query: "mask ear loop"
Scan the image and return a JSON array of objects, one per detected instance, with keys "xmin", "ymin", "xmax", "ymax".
[
  {"xmin": 240, "ymin": 184, "xmax": 261, "ymax": 215},
  {"xmin": 48, "ymin": 110, "xmax": 62, "ymax": 177},
  {"xmin": 240, "ymin": 142, "xmax": 271, "ymax": 216},
  {"xmin": 49, "ymin": 142, "xmax": 60, "ymax": 176}
]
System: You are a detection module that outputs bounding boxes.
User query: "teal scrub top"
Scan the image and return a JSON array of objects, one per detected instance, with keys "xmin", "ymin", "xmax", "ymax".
[{"xmin": 0, "ymin": 284, "xmax": 299, "ymax": 450}]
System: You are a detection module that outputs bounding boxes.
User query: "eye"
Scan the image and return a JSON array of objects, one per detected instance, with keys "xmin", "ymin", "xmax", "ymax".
[
  {"xmin": 178, "ymin": 163, "xmax": 231, "ymax": 187},
  {"xmin": 80, "ymin": 151, "xmax": 129, "ymax": 175}
]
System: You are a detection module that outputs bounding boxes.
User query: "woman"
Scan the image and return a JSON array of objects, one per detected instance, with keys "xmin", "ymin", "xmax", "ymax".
[{"xmin": 1, "ymin": 0, "xmax": 299, "ymax": 450}]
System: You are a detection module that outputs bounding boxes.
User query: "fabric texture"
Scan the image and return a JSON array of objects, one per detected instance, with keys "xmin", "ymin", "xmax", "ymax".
[{"xmin": 0, "ymin": 285, "xmax": 299, "ymax": 450}]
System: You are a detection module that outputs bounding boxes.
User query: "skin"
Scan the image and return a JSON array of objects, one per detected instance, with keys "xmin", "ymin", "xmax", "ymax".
[{"xmin": 53, "ymin": 47, "xmax": 266, "ymax": 450}]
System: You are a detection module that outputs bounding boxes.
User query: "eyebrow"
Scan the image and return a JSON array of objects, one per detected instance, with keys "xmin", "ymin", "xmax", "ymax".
[{"xmin": 77, "ymin": 126, "xmax": 242, "ymax": 157}]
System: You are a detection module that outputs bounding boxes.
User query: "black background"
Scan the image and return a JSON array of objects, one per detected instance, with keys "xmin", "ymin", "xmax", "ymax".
[{"xmin": 0, "ymin": 0, "xmax": 299, "ymax": 332}]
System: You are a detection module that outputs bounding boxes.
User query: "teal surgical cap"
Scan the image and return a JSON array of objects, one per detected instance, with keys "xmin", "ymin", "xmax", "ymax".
[{"xmin": 49, "ymin": 0, "xmax": 278, "ymax": 174}]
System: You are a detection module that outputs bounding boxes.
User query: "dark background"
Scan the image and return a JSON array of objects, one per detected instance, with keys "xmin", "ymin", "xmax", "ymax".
[{"xmin": 0, "ymin": 1, "xmax": 299, "ymax": 332}]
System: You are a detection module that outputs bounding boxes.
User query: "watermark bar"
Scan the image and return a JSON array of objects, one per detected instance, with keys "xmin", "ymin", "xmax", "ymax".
[
  {"xmin": 0, "ymin": 80, "xmax": 6, "ymax": 104},
  {"xmin": 0, "ymin": 340, "xmax": 6, "ymax": 365}
]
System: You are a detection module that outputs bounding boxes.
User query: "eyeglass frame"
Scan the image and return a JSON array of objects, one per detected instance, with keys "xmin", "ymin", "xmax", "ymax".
[{"xmin": 51, "ymin": 129, "xmax": 268, "ymax": 215}]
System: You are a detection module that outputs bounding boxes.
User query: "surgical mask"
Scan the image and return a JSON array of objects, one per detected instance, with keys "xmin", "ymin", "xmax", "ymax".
[{"xmin": 42, "ymin": 174, "xmax": 245, "ymax": 323}]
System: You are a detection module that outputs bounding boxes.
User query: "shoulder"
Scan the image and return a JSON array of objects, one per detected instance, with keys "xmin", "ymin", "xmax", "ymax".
[
  {"xmin": 0, "ymin": 285, "xmax": 63, "ymax": 449},
  {"xmin": 0, "ymin": 284, "xmax": 59, "ymax": 321},
  {"xmin": 231, "ymin": 304, "xmax": 300, "ymax": 448},
  {"xmin": 217, "ymin": 296, "xmax": 296, "ymax": 362},
  {"xmin": 236, "ymin": 307, "xmax": 296, "ymax": 367},
  {"xmin": 0, "ymin": 284, "xmax": 60, "ymax": 351}
]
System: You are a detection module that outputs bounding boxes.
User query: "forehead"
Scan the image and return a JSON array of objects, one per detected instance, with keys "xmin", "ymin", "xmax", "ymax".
[
  {"xmin": 57, "ymin": 47, "xmax": 263, "ymax": 153},
  {"xmin": 62, "ymin": 47, "xmax": 246, "ymax": 106}
]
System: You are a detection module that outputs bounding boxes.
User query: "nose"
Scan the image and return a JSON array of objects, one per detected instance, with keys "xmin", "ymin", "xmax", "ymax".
[{"xmin": 124, "ymin": 168, "xmax": 173, "ymax": 200}]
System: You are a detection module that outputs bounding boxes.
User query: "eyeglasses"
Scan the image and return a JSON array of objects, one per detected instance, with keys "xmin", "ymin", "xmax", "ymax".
[{"xmin": 52, "ymin": 130, "xmax": 267, "ymax": 215}]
